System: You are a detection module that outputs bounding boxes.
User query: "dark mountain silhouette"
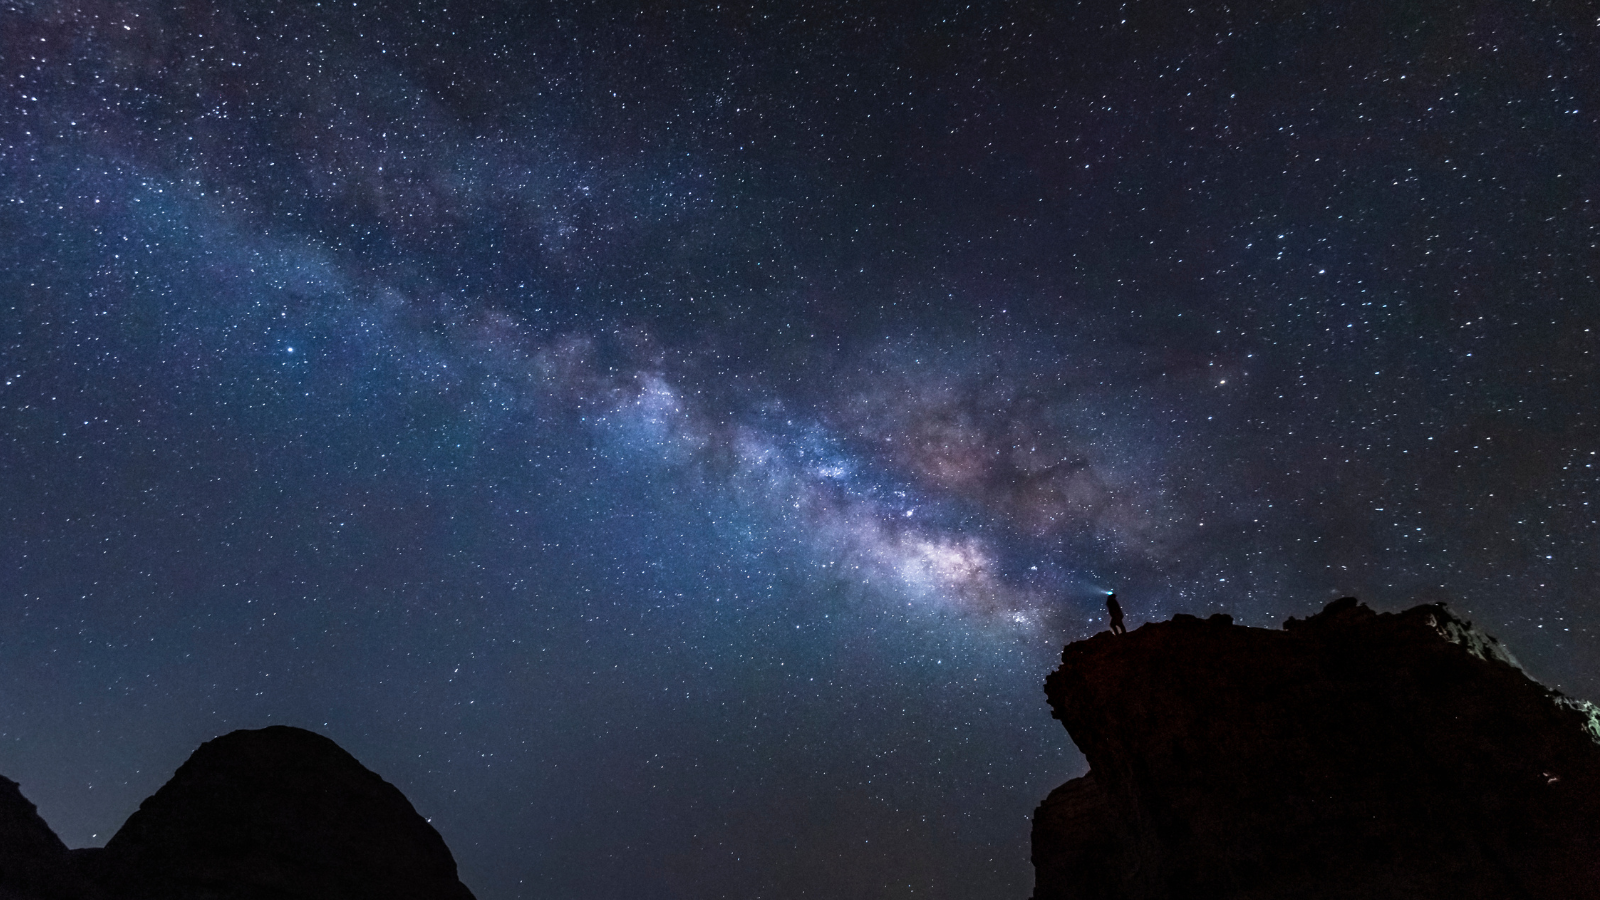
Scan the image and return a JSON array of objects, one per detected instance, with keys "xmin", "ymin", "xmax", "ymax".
[
  {"xmin": 0, "ymin": 776, "xmax": 96, "ymax": 900},
  {"xmin": 0, "ymin": 726, "xmax": 474, "ymax": 900},
  {"xmin": 1031, "ymin": 598, "xmax": 1600, "ymax": 899}
]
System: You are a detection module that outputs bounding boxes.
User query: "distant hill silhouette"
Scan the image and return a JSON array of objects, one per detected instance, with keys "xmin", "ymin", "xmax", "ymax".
[
  {"xmin": 0, "ymin": 726, "xmax": 474, "ymax": 900},
  {"xmin": 1032, "ymin": 599, "xmax": 1600, "ymax": 899},
  {"xmin": 0, "ymin": 774, "xmax": 94, "ymax": 900}
]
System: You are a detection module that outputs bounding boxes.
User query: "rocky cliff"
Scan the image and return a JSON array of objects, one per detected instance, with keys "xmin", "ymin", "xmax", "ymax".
[
  {"xmin": 0, "ymin": 776, "xmax": 95, "ymax": 900},
  {"xmin": 0, "ymin": 727, "xmax": 474, "ymax": 900},
  {"xmin": 1031, "ymin": 598, "xmax": 1600, "ymax": 900}
]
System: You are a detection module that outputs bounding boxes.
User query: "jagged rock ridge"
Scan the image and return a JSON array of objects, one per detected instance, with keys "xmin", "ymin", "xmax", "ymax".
[
  {"xmin": 1031, "ymin": 598, "xmax": 1600, "ymax": 900},
  {"xmin": 0, "ymin": 726, "xmax": 475, "ymax": 900},
  {"xmin": 0, "ymin": 775, "xmax": 92, "ymax": 900}
]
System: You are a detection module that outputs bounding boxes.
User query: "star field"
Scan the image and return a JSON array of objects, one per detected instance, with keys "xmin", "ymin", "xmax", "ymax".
[{"xmin": 3, "ymin": 2, "xmax": 1599, "ymax": 898}]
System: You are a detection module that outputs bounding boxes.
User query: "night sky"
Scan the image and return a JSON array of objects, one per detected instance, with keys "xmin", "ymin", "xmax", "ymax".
[{"xmin": 3, "ymin": 1, "xmax": 1598, "ymax": 897}]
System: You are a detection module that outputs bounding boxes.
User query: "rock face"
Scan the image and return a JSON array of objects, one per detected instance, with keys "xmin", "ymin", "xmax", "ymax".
[
  {"xmin": 91, "ymin": 726, "xmax": 474, "ymax": 900},
  {"xmin": 0, "ymin": 727, "xmax": 474, "ymax": 900},
  {"xmin": 1031, "ymin": 599, "xmax": 1600, "ymax": 900},
  {"xmin": 0, "ymin": 776, "xmax": 91, "ymax": 900}
]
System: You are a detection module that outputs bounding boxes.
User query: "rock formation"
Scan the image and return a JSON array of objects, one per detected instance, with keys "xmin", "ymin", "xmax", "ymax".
[
  {"xmin": 1031, "ymin": 598, "xmax": 1600, "ymax": 900},
  {"xmin": 0, "ymin": 776, "xmax": 93, "ymax": 900},
  {"xmin": 0, "ymin": 726, "xmax": 474, "ymax": 900}
]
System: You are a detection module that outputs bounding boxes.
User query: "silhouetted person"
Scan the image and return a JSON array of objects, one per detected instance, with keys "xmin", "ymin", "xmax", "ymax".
[{"xmin": 1107, "ymin": 592, "xmax": 1127, "ymax": 635}]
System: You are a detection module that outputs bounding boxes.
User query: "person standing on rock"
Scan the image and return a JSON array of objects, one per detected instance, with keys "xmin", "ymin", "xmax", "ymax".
[{"xmin": 1107, "ymin": 592, "xmax": 1127, "ymax": 635}]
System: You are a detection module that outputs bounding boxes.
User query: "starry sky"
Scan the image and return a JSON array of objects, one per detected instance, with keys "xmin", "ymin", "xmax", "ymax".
[{"xmin": 2, "ymin": 1, "xmax": 1598, "ymax": 897}]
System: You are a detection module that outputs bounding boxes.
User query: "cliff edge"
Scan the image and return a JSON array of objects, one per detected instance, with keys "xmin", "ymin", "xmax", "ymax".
[{"xmin": 1032, "ymin": 598, "xmax": 1600, "ymax": 900}]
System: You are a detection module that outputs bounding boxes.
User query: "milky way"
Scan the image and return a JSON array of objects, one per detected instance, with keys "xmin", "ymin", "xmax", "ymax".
[{"xmin": 3, "ymin": 2, "xmax": 1599, "ymax": 898}]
